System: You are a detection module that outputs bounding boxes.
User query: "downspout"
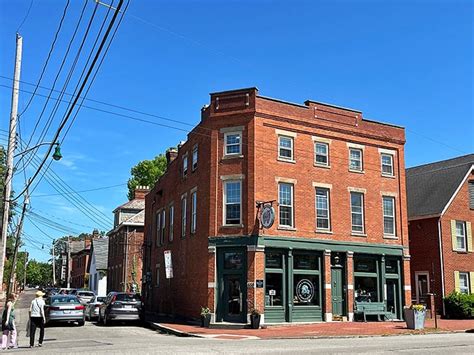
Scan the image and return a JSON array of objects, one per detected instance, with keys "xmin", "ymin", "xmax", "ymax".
[
  {"xmin": 124, "ymin": 226, "xmax": 129, "ymax": 292},
  {"xmin": 437, "ymin": 218, "xmax": 446, "ymax": 315}
]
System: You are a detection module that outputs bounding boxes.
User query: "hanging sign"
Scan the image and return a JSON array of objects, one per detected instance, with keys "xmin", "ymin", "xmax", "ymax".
[
  {"xmin": 164, "ymin": 250, "xmax": 173, "ymax": 279},
  {"xmin": 260, "ymin": 205, "xmax": 275, "ymax": 229}
]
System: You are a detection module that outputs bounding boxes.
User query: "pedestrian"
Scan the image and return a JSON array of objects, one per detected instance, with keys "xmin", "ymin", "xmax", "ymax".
[
  {"xmin": 29, "ymin": 290, "xmax": 46, "ymax": 348},
  {"xmin": 1, "ymin": 294, "xmax": 18, "ymax": 350}
]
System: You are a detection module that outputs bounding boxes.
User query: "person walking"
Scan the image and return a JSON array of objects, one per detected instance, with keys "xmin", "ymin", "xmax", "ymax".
[
  {"xmin": 1, "ymin": 294, "xmax": 18, "ymax": 350},
  {"xmin": 29, "ymin": 290, "xmax": 46, "ymax": 348}
]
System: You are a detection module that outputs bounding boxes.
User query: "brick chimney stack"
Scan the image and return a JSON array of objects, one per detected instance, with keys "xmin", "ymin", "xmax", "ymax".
[{"xmin": 134, "ymin": 186, "xmax": 150, "ymax": 200}]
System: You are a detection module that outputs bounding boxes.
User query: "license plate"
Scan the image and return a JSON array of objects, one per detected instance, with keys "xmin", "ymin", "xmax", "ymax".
[
  {"xmin": 63, "ymin": 310, "xmax": 71, "ymax": 314},
  {"xmin": 124, "ymin": 305, "xmax": 132, "ymax": 309}
]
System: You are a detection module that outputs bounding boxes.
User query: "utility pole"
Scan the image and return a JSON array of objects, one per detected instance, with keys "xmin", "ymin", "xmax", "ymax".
[
  {"xmin": 67, "ymin": 235, "xmax": 71, "ymax": 288},
  {"xmin": 0, "ymin": 33, "xmax": 23, "ymax": 298},
  {"xmin": 7, "ymin": 191, "xmax": 28, "ymax": 299},
  {"xmin": 52, "ymin": 240, "xmax": 56, "ymax": 286}
]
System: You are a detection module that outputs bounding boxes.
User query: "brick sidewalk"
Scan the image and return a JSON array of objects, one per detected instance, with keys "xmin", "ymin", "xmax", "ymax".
[{"xmin": 151, "ymin": 319, "xmax": 474, "ymax": 340}]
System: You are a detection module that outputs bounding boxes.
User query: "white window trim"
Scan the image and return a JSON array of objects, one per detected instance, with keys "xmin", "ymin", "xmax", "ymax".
[
  {"xmin": 224, "ymin": 131, "xmax": 242, "ymax": 157},
  {"xmin": 192, "ymin": 144, "xmax": 198, "ymax": 171},
  {"xmin": 182, "ymin": 154, "xmax": 188, "ymax": 177},
  {"xmin": 350, "ymin": 191, "xmax": 365, "ymax": 234},
  {"xmin": 161, "ymin": 209, "xmax": 166, "ymax": 245},
  {"xmin": 382, "ymin": 196, "xmax": 397, "ymax": 238},
  {"xmin": 315, "ymin": 187, "xmax": 331, "ymax": 232},
  {"xmin": 191, "ymin": 191, "xmax": 197, "ymax": 234},
  {"xmin": 381, "ymin": 153, "xmax": 395, "ymax": 177},
  {"xmin": 223, "ymin": 180, "xmax": 242, "ymax": 227},
  {"xmin": 181, "ymin": 194, "xmax": 187, "ymax": 238},
  {"xmin": 415, "ymin": 271, "xmax": 430, "ymax": 303},
  {"xmin": 314, "ymin": 141, "xmax": 330, "ymax": 167},
  {"xmin": 455, "ymin": 221, "xmax": 467, "ymax": 251},
  {"xmin": 459, "ymin": 272, "xmax": 470, "ymax": 294},
  {"xmin": 349, "ymin": 147, "xmax": 364, "ymax": 173},
  {"xmin": 156, "ymin": 210, "xmax": 162, "ymax": 246},
  {"xmin": 278, "ymin": 135, "xmax": 295, "ymax": 162},
  {"xmin": 278, "ymin": 182, "xmax": 294, "ymax": 228},
  {"xmin": 169, "ymin": 204, "xmax": 174, "ymax": 242}
]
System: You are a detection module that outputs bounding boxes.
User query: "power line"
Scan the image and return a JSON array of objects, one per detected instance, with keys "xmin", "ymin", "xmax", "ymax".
[
  {"xmin": 31, "ymin": 183, "xmax": 126, "ymax": 197},
  {"xmin": 16, "ymin": 0, "xmax": 34, "ymax": 32}
]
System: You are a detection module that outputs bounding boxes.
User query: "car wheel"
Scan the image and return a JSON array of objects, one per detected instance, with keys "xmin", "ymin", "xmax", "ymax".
[{"xmin": 78, "ymin": 320, "xmax": 85, "ymax": 326}]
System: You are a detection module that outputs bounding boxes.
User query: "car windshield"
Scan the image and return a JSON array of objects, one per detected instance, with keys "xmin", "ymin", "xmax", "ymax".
[
  {"xmin": 51, "ymin": 297, "xmax": 80, "ymax": 304},
  {"xmin": 96, "ymin": 297, "xmax": 106, "ymax": 303},
  {"xmin": 78, "ymin": 292, "xmax": 94, "ymax": 297},
  {"xmin": 115, "ymin": 294, "xmax": 140, "ymax": 302}
]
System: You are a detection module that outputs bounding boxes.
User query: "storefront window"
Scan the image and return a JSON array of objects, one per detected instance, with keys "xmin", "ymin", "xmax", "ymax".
[
  {"xmin": 385, "ymin": 258, "xmax": 399, "ymax": 274},
  {"xmin": 265, "ymin": 273, "xmax": 283, "ymax": 306},
  {"xmin": 294, "ymin": 254, "xmax": 319, "ymax": 270},
  {"xmin": 224, "ymin": 252, "xmax": 244, "ymax": 270},
  {"xmin": 266, "ymin": 252, "xmax": 282, "ymax": 269},
  {"xmin": 354, "ymin": 257, "xmax": 376, "ymax": 273},
  {"xmin": 354, "ymin": 276, "xmax": 378, "ymax": 302},
  {"xmin": 293, "ymin": 275, "xmax": 320, "ymax": 306}
]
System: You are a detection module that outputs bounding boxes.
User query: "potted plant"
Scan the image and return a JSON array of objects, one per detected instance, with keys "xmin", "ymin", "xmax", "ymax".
[
  {"xmin": 249, "ymin": 309, "xmax": 261, "ymax": 329},
  {"xmin": 404, "ymin": 304, "xmax": 426, "ymax": 330},
  {"xmin": 200, "ymin": 307, "xmax": 211, "ymax": 328}
]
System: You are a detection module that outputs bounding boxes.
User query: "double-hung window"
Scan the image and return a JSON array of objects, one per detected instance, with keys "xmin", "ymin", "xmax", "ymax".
[
  {"xmin": 160, "ymin": 210, "xmax": 166, "ymax": 245},
  {"xmin": 192, "ymin": 145, "xmax": 198, "ymax": 171},
  {"xmin": 156, "ymin": 211, "xmax": 161, "ymax": 246},
  {"xmin": 349, "ymin": 148, "xmax": 363, "ymax": 172},
  {"xmin": 182, "ymin": 155, "xmax": 188, "ymax": 177},
  {"xmin": 224, "ymin": 132, "xmax": 241, "ymax": 156},
  {"xmin": 456, "ymin": 221, "xmax": 467, "ymax": 251},
  {"xmin": 224, "ymin": 181, "xmax": 241, "ymax": 225},
  {"xmin": 381, "ymin": 153, "xmax": 394, "ymax": 176},
  {"xmin": 350, "ymin": 192, "xmax": 364, "ymax": 233},
  {"xmin": 383, "ymin": 196, "xmax": 396, "ymax": 236},
  {"xmin": 315, "ymin": 142, "xmax": 329, "ymax": 166},
  {"xmin": 181, "ymin": 195, "xmax": 187, "ymax": 238},
  {"xmin": 278, "ymin": 136, "xmax": 294, "ymax": 161},
  {"xmin": 279, "ymin": 183, "xmax": 294, "ymax": 228},
  {"xmin": 315, "ymin": 188, "xmax": 330, "ymax": 230},
  {"xmin": 191, "ymin": 191, "xmax": 197, "ymax": 233},
  {"xmin": 459, "ymin": 272, "xmax": 470, "ymax": 294},
  {"xmin": 169, "ymin": 204, "xmax": 174, "ymax": 242}
]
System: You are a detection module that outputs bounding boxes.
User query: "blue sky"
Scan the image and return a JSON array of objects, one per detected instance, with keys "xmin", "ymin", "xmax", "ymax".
[{"xmin": 0, "ymin": 0, "xmax": 473, "ymax": 262}]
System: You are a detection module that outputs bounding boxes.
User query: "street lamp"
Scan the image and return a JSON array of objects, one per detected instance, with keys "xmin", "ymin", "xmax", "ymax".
[{"xmin": 14, "ymin": 142, "xmax": 63, "ymax": 161}]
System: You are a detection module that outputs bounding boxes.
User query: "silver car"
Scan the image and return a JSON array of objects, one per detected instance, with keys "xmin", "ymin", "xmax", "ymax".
[
  {"xmin": 45, "ymin": 295, "xmax": 85, "ymax": 326},
  {"xmin": 76, "ymin": 291, "xmax": 95, "ymax": 305},
  {"xmin": 85, "ymin": 296, "xmax": 106, "ymax": 321}
]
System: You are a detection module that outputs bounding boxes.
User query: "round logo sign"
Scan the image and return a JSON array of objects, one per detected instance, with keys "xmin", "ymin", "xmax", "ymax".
[
  {"xmin": 296, "ymin": 279, "xmax": 314, "ymax": 303},
  {"xmin": 260, "ymin": 205, "xmax": 275, "ymax": 229}
]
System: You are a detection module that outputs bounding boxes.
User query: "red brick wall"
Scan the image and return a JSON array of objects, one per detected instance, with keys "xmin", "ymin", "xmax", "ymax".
[{"xmin": 440, "ymin": 173, "xmax": 474, "ymax": 296}]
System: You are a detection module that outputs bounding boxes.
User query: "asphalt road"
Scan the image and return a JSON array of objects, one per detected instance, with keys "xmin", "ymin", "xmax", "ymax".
[{"xmin": 4, "ymin": 290, "xmax": 474, "ymax": 354}]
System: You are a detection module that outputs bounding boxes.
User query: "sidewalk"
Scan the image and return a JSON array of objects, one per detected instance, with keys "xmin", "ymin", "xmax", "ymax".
[{"xmin": 148, "ymin": 318, "xmax": 474, "ymax": 340}]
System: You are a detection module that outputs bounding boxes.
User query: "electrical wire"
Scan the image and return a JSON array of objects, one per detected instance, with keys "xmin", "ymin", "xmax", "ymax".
[{"xmin": 16, "ymin": 0, "xmax": 35, "ymax": 33}]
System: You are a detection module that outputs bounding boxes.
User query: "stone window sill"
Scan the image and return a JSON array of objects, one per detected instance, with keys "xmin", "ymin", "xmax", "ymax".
[
  {"xmin": 315, "ymin": 229, "xmax": 333, "ymax": 234},
  {"xmin": 381, "ymin": 173, "xmax": 396, "ymax": 179},
  {"xmin": 222, "ymin": 154, "xmax": 244, "ymax": 160},
  {"xmin": 222, "ymin": 224, "xmax": 244, "ymax": 228},
  {"xmin": 351, "ymin": 232, "xmax": 367, "ymax": 237},
  {"xmin": 277, "ymin": 157, "xmax": 296, "ymax": 164},
  {"xmin": 314, "ymin": 163, "xmax": 331, "ymax": 169},
  {"xmin": 349, "ymin": 169, "xmax": 365, "ymax": 174},
  {"xmin": 278, "ymin": 226, "xmax": 297, "ymax": 231},
  {"xmin": 383, "ymin": 235, "xmax": 398, "ymax": 240}
]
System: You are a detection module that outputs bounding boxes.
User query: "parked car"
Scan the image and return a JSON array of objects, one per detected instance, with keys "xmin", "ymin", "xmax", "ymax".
[
  {"xmin": 98, "ymin": 292, "xmax": 142, "ymax": 326},
  {"xmin": 58, "ymin": 288, "xmax": 77, "ymax": 295},
  {"xmin": 76, "ymin": 290, "xmax": 95, "ymax": 305},
  {"xmin": 85, "ymin": 296, "xmax": 106, "ymax": 321},
  {"xmin": 45, "ymin": 295, "xmax": 85, "ymax": 326}
]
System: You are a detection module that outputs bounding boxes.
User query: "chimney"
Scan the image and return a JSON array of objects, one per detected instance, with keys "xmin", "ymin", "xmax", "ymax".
[
  {"xmin": 134, "ymin": 186, "xmax": 150, "ymax": 200},
  {"xmin": 166, "ymin": 147, "xmax": 178, "ymax": 166}
]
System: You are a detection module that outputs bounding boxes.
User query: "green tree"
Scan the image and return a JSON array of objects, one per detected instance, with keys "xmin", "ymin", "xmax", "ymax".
[
  {"xmin": 127, "ymin": 154, "xmax": 167, "ymax": 200},
  {"xmin": 26, "ymin": 260, "xmax": 52, "ymax": 287}
]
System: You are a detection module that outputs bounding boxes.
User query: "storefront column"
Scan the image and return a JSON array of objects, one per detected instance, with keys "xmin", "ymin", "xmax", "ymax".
[
  {"xmin": 208, "ymin": 246, "xmax": 217, "ymax": 323},
  {"xmin": 346, "ymin": 251, "xmax": 354, "ymax": 321},
  {"xmin": 247, "ymin": 245, "xmax": 265, "ymax": 323},
  {"xmin": 403, "ymin": 253, "xmax": 412, "ymax": 309},
  {"xmin": 324, "ymin": 249, "xmax": 332, "ymax": 321}
]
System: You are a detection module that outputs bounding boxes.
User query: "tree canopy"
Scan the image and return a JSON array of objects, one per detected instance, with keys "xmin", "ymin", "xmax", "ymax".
[{"xmin": 127, "ymin": 154, "xmax": 167, "ymax": 200}]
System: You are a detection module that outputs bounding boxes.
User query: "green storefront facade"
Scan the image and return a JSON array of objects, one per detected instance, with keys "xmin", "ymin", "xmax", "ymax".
[{"xmin": 210, "ymin": 235, "xmax": 407, "ymax": 323}]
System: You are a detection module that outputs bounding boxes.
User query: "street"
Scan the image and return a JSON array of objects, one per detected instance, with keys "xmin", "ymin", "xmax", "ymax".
[{"xmin": 1, "ymin": 290, "xmax": 472, "ymax": 354}]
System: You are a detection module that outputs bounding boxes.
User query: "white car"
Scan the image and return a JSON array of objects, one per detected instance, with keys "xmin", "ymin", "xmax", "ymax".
[
  {"xmin": 76, "ymin": 291, "xmax": 95, "ymax": 305},
  {"xmin": 85, "ymin": 296, "xmax": 106, "ymax": 321}
]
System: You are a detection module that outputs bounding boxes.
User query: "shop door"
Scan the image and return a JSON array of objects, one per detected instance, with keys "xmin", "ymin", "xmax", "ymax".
[
  {"xmin": 331, "ymin": 267, "xmax": 344, "ymax": 316},
  {"xmin": 386, "ymin": 280, "xmax": 399, "ymax": 319},
  {"xmin": 223, "ymin": 274, "xmax": 245, "ymax": 322}
]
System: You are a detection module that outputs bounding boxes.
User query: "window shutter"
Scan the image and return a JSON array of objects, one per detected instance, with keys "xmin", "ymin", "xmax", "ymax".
[
  {"xmin": 454, "ymin": 271, "xmax": 460, "ymax": 292},
  {"xmin": 470, "ymin": 272, "xmax": 474, "ymax": 294},
  {"xmin": 466, "ymin": 222, "xmax": 473, "ymax": 252},
  {"xmin": 469, "ymin": 181, "xmax": 474, "ymax": 210},
  {"xmin": 451, "ymin": 220, "xmax": 457, "ymax": 251}
]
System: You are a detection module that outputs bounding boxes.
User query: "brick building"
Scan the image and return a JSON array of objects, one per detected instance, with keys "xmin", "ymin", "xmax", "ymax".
[
  {"xmin": 107, "ymin": 187, "xmax": 148, "ymax": 293},
  {"xmin": 407, "ymin": 154, "xmax": 474, "ymax": 314},
  {"xmin": 70, "ymin": 230, "xmax": 100, "ymax": 289},
  {"xmin": 143, "ymin": 88, "xmax": 411, "ymax": 324}
]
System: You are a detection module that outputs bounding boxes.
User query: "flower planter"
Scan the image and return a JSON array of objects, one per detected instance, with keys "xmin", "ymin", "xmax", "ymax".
[
  {"xmin": 250, "ymin": 314, "xmax": 261, "ymax": 329},
  {"xmin": 201, "ymin": 314, "xmax": 211, "ymax": 328},
  {"xmin": 404, "ymin": 308, "xmax": 426, "ymax": 330}
]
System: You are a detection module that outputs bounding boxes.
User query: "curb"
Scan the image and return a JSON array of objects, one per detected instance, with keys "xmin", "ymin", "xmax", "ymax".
[{"xmin": 147, "ymin": 322, "xmax": 203, "ymax": 338}]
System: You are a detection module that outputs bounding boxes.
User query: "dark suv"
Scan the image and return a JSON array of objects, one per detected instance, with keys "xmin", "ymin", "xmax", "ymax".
[{"xmin": 98, "ymin": 292, "xmax": 142, "ymax": 325}]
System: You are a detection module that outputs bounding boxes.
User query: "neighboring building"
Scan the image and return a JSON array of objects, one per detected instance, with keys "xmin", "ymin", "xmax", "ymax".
[
  {"xmin": 87, "ymin": 238, "xmax": 109, "ymax": 296},
  {"xmin": 107, "ymin": 187, "xmax": 148, "ymax": 293},
  {"xmin": 143, "ymin": 87, "xmax": 411, "ymax": 324},
  {"xmin": 407, "ymin": 154, "xmax": 474, "ymax": 314},
  {"xmin": 70, "ymin": 230, "xmax": 101, "ymax": 289}
]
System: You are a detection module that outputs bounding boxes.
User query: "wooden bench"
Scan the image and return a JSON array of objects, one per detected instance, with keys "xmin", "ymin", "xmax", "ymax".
[{"xmin": 354, "ymin": 302, "xmax": 393, "ymax": 322}]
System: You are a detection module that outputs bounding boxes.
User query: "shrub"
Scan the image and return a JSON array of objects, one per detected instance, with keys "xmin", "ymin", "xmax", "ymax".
[{"xmin": 444, "ymin": 292, "xmax": 474, "ymax": 319}]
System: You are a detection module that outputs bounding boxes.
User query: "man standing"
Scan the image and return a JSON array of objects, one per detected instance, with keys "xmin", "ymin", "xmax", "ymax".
[{"xmin": 29, "ymin": 291, "xmax": 45, "ymax": 348}]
